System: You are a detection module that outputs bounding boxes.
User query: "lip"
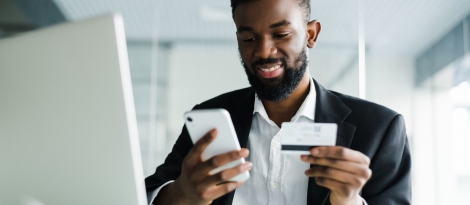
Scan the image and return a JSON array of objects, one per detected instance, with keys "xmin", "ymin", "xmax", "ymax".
[{"xmin": 256, "ymin": 64, "xmax": 283, "ymax": 79}]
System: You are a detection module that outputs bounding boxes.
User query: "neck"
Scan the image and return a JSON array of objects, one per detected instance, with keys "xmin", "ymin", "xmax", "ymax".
[{"xmin": 262, "ymin": 73, "xmax": 311, "ymax": 127}]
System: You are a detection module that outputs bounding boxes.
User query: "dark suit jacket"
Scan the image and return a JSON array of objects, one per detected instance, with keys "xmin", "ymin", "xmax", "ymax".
[{"xmin": 145, "ymin": 79, "xmax": 412, "ymax": 205}]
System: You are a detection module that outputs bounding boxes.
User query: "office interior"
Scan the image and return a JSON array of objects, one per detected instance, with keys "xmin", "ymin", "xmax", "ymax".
[{"xmin": 1, "ymin": 0, "xmax": 470, "ymax": 204}]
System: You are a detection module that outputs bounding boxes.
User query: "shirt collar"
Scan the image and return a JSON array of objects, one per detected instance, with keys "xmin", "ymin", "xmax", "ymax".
[{"xmin": 253, "ymin": 76, "xmax": 316, "ymax": 122}]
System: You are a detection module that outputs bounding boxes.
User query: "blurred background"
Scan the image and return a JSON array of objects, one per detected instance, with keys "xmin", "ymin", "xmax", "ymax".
[{"xmin": 1, "ymin": 0, "xmax": 470, "ymax": 204}]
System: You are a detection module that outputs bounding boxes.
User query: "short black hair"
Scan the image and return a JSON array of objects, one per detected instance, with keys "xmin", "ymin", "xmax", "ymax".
[{"xmin": 231, "ymin": 0, "xmax": 311, "ymax": 22}]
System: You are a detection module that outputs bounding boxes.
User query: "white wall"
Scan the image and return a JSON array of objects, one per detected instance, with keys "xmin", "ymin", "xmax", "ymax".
[
  {"xmin": 308, "ymin": 46, "xmax": 357, "ymax": 88},
  {"xmin": 329, "ymin": 64, "xmax": 360, "ymax": 97},
  {"xmin": 166, "ymin": 43, "xmax": 249, "ymax": 150},
  {"xmin": 365, "ymin": 54, "xmax": 414, "ymax": 130},
  {"xmin": 326, "ymin": 53, "xmax": 415, "ymax": 128}
]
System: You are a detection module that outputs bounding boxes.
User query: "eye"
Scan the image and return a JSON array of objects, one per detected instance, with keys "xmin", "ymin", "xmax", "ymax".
[
  {"xmin": 243, "ymin": 37, "xmax": 256, "ymax": 42},
  {"xmin": 273, "ymin": 33, "xmax": 289, "ymax": 38}
]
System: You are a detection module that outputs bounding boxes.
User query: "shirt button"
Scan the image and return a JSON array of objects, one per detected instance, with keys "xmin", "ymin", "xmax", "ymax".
[
  {"xmin": 274, "ymin": 141, "xmax": 281, "ymax": 148},
  {"xmin": 271, "ymin": 182, "xmax": 278, "ymax": 189}
]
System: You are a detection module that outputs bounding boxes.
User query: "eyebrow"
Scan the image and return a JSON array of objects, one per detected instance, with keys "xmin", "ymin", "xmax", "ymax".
[
  {"xmin": 237, "ymin": 20, "xmax": 291, "ymax": 33},
  {"xmin": 269, "ymin": 20, "xmax": 291, "ymax": 29},
  {"xmin": 237, "ymin": 26, "xmax": 253, "ymax": 33}
]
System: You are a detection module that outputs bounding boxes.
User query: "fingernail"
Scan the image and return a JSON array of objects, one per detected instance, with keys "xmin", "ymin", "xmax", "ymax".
[
  {"xmin": 241, "ymin": 149, "xmax": 249, "ymax": 157},
  {"xmin": 301, "ymin": 155, "xmax": 308, "ymax": 160},
  {"xmin": 244, "ymin": 162, "xmax": 253, "ymax": 169},
  {"xmin": 311, "ymin": 149, "xmax": 319, "ymax": 156}
]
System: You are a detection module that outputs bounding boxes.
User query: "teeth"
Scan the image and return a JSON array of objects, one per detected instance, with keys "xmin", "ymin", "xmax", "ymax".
[{"xmin": 260, "ymin": 65, "xmax": 281, "ymax": 72}]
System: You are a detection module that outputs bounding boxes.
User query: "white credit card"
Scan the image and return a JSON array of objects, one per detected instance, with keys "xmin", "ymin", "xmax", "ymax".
[{"xmin": 280, "ymin": 122, "xmax": 337, "ymax": 154}]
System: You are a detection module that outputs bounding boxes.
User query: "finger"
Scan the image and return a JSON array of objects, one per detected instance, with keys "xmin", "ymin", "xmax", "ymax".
[
  {"xmin": 305, "ymin": 166, "xmax": 369, "ymax": 187},
  {"xmin": 315, "ymin": 177, "xmax": 357, "ymax": 198},
  {"xmin": 201, "ymin": 181, "xmax": 246, "ymax": 201},
  {"xmin": 200, "ymin": 161, "xmax": 252, "ymax": 189},
  {"xmin": 309, "ymin": 146, "xmax": 370, "ymax": 165},
  {"xmin": 190, "ymin": 129, "xmax": 218, "ymax": 160},
  {"xmin": 197, "ymin": 148, "xmax": 250, "ymax": 175},
  {"xmin": 301, "ymin": 155, "xmax": 372, "ymax": 177}
]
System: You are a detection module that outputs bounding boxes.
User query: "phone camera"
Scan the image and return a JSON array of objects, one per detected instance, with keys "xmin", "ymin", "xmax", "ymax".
[{"xmin": 187, "ymin": 117, "xmax": 193, "ymax": 122}]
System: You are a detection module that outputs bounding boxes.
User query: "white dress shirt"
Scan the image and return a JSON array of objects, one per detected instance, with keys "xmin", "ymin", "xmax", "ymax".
[
  {"xmin": 231, "ymin": 77, "xmax": 316, "ymax": 205},
  {"xmin": 149, "ymin": 77, "xmax": 366, "ymax": 205}
]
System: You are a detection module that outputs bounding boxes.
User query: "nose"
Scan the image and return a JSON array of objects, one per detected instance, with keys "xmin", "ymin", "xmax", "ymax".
[{"xmin": 254, "ymin": 38, "xmax": 277, "ymax": 59}]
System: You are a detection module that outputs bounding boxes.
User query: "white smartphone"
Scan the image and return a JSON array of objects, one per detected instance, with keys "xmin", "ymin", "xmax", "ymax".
[{"xmin": 184, "ymin": 108, "xmax": 250, "ymax": 182}]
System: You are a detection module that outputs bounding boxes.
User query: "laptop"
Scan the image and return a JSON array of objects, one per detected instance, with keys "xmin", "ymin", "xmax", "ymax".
[{"xmin": 0, "ymin": 14, "xmax": 147, "ymax": 205}]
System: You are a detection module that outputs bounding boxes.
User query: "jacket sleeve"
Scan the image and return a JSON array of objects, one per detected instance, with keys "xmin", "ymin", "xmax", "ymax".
[
  {"xmin": 362, "ymin": 114, "xmax": 412, "ymax": 204},
  {"xmin": 144, "ymin": 114, "xmax": 195, "ymax": 197}
]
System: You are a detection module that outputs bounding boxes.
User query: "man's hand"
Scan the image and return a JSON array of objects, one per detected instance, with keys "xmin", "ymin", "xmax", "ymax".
[
  {"xmin": 301, "ymin": 146, "xmax": 371, "ymax": 205},
  {"xmin": 157, "ymin": 129, "xmax": 252, "ymax": 205}
]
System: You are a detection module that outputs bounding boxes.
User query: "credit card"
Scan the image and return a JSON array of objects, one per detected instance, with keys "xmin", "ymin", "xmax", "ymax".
[{"xmin": 280, "ymin": 122, "xmax": 337, "ymax": 154}]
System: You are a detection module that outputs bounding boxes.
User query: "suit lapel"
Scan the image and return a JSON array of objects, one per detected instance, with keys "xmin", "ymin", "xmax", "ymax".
[
  {"xmin": 307, "ymin": 79, "xmax": 356, "ymax": 205},
  {"xmin": 230, "ymin": 88, "xmax": 255, "ymax": 149}
]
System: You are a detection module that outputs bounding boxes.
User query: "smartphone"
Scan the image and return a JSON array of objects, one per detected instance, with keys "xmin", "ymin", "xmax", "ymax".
[{"xmin": 184, "ymin": 108, "xmax": 250, "ymax": 182}]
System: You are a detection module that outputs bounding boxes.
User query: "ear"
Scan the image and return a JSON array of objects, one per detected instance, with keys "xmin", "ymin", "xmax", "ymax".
[{"xmin": 306, "ymin": 20, "xmax": 321, "ymax": 48}]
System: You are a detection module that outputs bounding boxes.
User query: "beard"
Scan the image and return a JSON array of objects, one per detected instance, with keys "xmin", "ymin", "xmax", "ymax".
[{"xmin": 241, "ymin": 48, "xmax": 308, "ymax": 102}]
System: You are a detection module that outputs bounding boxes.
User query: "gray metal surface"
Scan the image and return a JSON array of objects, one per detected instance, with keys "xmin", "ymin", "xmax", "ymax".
[{"xmin": 0, "ymin": 14, "xmax": 146, "ymax": 205}]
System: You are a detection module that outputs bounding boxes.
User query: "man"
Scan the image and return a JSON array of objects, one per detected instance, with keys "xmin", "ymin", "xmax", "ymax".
[{"xmin": 145, "ymin": 0, "xmax": 411, "ymax": 204}]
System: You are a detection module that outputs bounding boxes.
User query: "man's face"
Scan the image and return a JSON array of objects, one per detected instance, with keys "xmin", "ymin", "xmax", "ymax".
[{"xmin": 234, "ymin": 0, "xmax": 310, "ymax": 102}]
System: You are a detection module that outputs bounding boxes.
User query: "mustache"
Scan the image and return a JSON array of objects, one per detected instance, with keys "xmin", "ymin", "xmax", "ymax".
[{"xmin": 251, "ymin": 57, "xmax": 287, "ymax": 68}]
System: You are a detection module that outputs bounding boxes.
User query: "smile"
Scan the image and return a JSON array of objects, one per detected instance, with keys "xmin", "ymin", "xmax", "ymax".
[
  {"xmin": 258, "ymin": 65, "xmax": 282, "ymax": 72},
  {"xmin": 256, "ymin": 64, "xmax": 283, "ymax": 79}
]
